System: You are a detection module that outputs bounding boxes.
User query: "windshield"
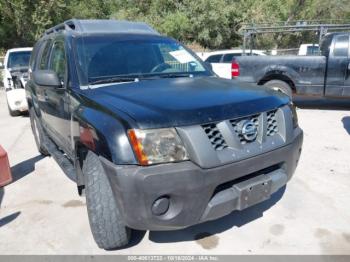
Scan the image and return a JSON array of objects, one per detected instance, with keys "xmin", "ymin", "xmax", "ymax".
[
  {"xmin": 7, "ymin": 51, "xmax": 31, "ymax": 69},
  {"xmin": 75, "ymin": 35, "xmax": 210, "ymax": 85}
]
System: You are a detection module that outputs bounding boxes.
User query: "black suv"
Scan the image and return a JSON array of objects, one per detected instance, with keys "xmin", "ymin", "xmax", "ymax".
[{"xmin": 26, "ymin": 19, "xmax": 303, "ymax": 249}]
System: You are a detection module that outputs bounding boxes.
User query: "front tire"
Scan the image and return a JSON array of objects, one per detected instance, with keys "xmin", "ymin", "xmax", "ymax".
[
  {"xmin": 83, "ymin": 151, "xmax": 130, "ymax": 249},
  {"xmin": 264, "ymin": 80, "xmax": 293, "ymax": 98},
  {"xmin": 29, "ymin": 108, "xmax": 49, "ymax": 156}
]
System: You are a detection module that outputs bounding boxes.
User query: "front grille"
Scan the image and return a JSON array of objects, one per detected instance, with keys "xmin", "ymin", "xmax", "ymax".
[
  {"xmin": 202, "ymin": 123, "xmax": 228, "ymax": 151},
  {"xmin": 267, "ymin": 110, "xmax": 278, "ymax": 136},
  {"xmin": 202, "ymin": 109, "xmax": 280, "ymax": 151},
  {"xmin": 230, "ymin": 114, "xmax": 259, "ymax": 144}
]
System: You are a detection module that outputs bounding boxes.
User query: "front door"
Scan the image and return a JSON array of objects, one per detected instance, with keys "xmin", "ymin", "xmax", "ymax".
[{"xmin": 45, "ymin": 40, "xmax": 71, "ymax": 155}]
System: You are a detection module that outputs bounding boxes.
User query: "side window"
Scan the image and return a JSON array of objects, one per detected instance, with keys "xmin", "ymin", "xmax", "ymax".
[
  {"xmin": 223, "ymin": 54, "xmax": 234, "ymax": 63},
  {"xmin": 39, "ymin": 40, "xmax": 52, "ymax": 70},
  {"xmin": 333, "ymin": 35, "xmax": 349, "ymax": 57},
  {"xmin": 205, "ymin": 54, "xmax": 222, "ymax": 63},
  {"xmin": 49, "ymin": 41, "xmax": 67, "ymax": 82},
  {"xmin": 29, "ymin": 43, "xmax": 40, "ymax": 71}
]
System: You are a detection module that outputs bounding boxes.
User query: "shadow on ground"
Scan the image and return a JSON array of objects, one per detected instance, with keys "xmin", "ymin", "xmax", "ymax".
[
  {"xmin": 10, "ymin": 155, "xmax": 45, "ymax": 183},
  {"xmin": 294, "ymin": 96, "xmax": 350, "ymax": 110},
  {"xmin": 0, "ymin": 211, "xmax": 21, "ymax": 228},
  {"xmin": 342, "ymin": 116, "xmax": 350, "ymax": 135},
  {"xmin": 0, "ymin": 186, "xmax": 21, "ymax": 227},
  {"xmin": 148, "ymin": 186, "xmax": 286, "ymax": 244}
]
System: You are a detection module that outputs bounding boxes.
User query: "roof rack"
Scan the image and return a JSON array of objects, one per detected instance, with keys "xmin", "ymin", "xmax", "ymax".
[{"xmin": 45, "ymin": 19, "xmax": 159, "ymax": 36}]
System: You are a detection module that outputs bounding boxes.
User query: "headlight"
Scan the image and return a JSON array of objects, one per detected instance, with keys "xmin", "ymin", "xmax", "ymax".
[
  {"xmin": 128, "ymin": 128, "xmax": 189, "ymax": 166},
  {"xmin": 288, "ymin": 102, "xmax": 298, "ymax": 128}
]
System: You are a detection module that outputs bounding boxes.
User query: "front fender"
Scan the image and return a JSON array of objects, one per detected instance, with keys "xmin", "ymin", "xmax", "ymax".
[{"xmin": 72, "ymin": 106, "xmax": 137, "ymax": 165}]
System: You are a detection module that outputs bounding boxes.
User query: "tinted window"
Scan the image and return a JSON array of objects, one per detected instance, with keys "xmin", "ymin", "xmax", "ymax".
[
  {"xmin": 7, "ymin": 51, "xmax": 31, "ymax": 68},
  {"xmin": 320, "ymin": 35, "xmax": 333, "ymax": 56},
  {"xmin": 223, "ymin": 53, "xmax": 241, "ymax": 63},
  {"xmin": 29, "ymin": 43, "xmax": 41, "ymax": 70},
  {"xmin": 306, "ymin": 46, "xmax": 319, "ymax": 55},
  {"xmin": 205, "ymin": 54, "xmax": 222, "ymax": 63},
  {"xmin": 333, "ymin": 35, "xmax": 349, "ymax": 57},
  {"xmin": 39, "ymin": 40, "xmax": 52, "ymax": 70},
  {"xmin": 49, "ymin": 42, "xmax": 66, "ymax": 81}
]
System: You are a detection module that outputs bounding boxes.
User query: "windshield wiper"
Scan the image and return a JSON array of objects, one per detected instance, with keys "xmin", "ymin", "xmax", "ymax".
[
  {"xmin": 89, "ymin": 73, "xmax": 194, "ymax": 85},
  {"xmin": 89, "ymin": 77, "xmax": 138, "ymax": 85},
  {"xmin": 154, "ymin": 73, "xmax": 193, "ymax": 79}
]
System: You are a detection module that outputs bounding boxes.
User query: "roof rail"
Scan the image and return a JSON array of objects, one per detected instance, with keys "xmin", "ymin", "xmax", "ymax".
[
  {"xmin": 44, "ymin": 19, "xmax": 159, "ymax": 36},
  {"xmin": 45, "ymin": 19, "xmax": 80, "ymax": 35}
]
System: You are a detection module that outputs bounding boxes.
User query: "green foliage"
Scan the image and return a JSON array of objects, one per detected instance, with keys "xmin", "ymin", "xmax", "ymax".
[{"xmin": 0, "ymin": 0, "xmax": 349, "ymax": 50}]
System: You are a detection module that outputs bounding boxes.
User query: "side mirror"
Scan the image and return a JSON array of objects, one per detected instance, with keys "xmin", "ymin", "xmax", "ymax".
[
  {"xmin": 204, "ymin": 62, "xmax": 213, "ymax": 71},
  {"xmin": 0, "ymin": 62, "xmax": 4, "ymax": 69},
  {"xmin": 33, "ymin": 70, "xmax": 61, "ymax": 88}
]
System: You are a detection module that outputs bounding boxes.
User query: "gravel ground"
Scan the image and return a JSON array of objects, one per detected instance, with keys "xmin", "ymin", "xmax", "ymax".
[{"xmin": 0, "ymin": 90, "xmax": 349, "ymax": 254}]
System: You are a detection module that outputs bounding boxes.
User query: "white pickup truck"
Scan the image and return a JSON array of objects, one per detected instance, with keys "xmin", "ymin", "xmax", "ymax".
[
  {"xmin": 197, "ymin": 49, "xmax": 266, "ymax": 79},
  {"xmin": 1, "ymin": 47, "xmax": 32, "ymax": 116}
]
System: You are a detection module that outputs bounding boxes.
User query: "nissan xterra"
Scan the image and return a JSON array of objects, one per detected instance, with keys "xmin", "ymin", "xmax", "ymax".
[{"xmin": 26, "ymin": 19, "xmax": 303, "ymax": 249}]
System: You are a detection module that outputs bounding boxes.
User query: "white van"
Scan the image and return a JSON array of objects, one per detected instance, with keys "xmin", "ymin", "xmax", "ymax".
[
  {"xmin": 196, "ymin": 49, "xmax": 266, "ymax": 79},
  {"xmin": 1, "ymin": 47, "xmax": 32, "ymax": 116}
]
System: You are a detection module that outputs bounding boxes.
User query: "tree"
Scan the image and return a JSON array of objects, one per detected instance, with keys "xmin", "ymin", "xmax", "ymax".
[{"xmin": 0, "ymin": 0, "xmax": 349, "ymax": 52}]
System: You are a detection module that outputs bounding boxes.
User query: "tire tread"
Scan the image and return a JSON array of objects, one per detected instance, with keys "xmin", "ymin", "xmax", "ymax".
[{"xmin": 83, "ymin": 151, "xmax": 130, "ymax": 249}]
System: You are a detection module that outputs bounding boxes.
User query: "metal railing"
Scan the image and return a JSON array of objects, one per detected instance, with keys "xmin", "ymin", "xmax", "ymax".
[{"xmin": 239, "ymin": 21, "xmax": 350, "ymax": 54}]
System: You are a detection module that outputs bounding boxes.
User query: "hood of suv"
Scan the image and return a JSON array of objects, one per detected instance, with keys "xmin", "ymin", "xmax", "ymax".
[{"xmin": 84, "ymin": 77, "xmax": 289, "ymax": 129}]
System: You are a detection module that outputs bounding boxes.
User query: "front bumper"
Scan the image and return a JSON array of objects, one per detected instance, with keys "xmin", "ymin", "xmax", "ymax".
[
  {"xmin": 101, "ymin": 128, "xmax": 303, "ymax": 231},
  {"xmin": 6, "ymin": 89, "xmax": 28, "ymax": 112}
]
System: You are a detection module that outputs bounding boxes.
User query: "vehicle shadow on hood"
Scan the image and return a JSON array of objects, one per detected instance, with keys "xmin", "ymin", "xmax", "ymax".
[
  {"xmin": 148, "ymin": 186, "xmax": 286, "ymax": 244},
  {"xmin": 342, "ymin": 116, "xmax": 350, "ymax": 135}
]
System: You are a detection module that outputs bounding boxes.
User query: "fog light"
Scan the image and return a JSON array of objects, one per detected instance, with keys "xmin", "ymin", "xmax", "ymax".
[{"xmin": 151, "ymin": 196, "xmax": 170, "ymax": 216}]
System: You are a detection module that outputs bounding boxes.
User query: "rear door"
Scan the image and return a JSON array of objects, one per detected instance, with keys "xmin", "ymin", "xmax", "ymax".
[{"xmin": 325, "ymin": 34, "xmax": 349, "ymax": 97}]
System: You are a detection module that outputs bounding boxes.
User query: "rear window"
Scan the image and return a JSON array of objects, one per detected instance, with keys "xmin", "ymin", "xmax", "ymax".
[
  {"xmin": 223, "ymin": 53, "xmax": 241, "ymax": 62},
  {"xmin": 333, "ymin": 35, "xmax": 349, "ymax": 57},
  {"xmin": 306, "ymin": 46, "xmax": 319, "ymax": 55},
  {"xmin": 205, "ymin": 54, "xmax": 222, "ymax": 63},
  {"xmin": 320, "ymin": 35, "xmax": 333, "ymax": 56}
]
